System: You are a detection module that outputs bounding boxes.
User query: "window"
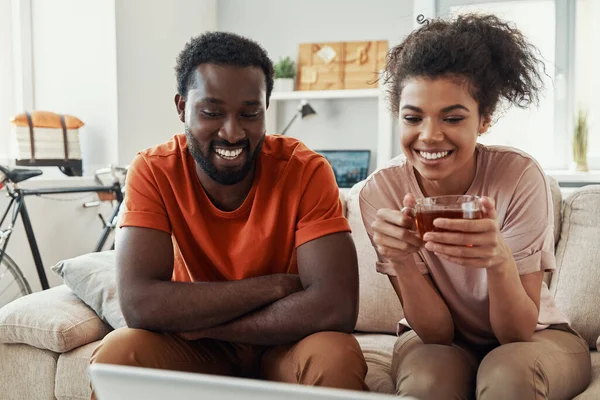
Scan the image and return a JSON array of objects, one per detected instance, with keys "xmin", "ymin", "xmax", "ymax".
[
  {"xmin": 441, "ymin": 1, "xmax": 560, "ymax": 168},
  {"xmin": 436, "ymin": 0, "xmax": 599, "ymax": 171},
  {"xmin": 575, "ymin": 0, "xmax": 600, "ymax": 168}
]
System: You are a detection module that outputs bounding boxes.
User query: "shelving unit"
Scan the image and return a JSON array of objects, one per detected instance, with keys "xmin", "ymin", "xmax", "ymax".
[
  {"xmin": 266, "ymin": 87, "xmax": 394, "ymax": 170},
  {"xmin": 270, "ymin": 88, "xmax": 380, "ymax": 101}
]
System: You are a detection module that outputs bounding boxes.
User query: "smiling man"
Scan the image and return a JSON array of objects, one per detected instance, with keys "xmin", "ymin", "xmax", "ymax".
[{"xmin": 88, "ymin": 32, "xmax": 367, "ymax": 395}]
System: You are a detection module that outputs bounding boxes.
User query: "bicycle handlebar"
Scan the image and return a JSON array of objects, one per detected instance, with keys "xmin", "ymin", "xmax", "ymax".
[
  {"xmin": 93, "ymin": 165, "xmax": 128, "ymax": 186},
  {"xmin": 0, "ymin": 164, "xmax": 128, "ymax": 187}
]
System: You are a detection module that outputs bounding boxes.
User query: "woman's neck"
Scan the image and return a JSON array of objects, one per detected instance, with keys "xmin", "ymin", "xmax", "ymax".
[{"xmin": 416, "ymin": 152, "xmax": 478, "ymax": 197}]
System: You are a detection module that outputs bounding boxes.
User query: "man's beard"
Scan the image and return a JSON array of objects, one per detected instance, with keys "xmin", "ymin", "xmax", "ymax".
[{"xmin": 186, "ymin": 127, "xmax": 265, "ymax": 186}]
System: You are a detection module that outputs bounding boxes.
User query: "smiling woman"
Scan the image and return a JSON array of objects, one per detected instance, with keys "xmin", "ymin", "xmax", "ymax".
[
  {"xmin": 398, "ymin": 79, "xmax": 491, "ymax": 196},
  {"xmin": 360, "ymin": 13, "xmax": 591, "ymax": 400}
]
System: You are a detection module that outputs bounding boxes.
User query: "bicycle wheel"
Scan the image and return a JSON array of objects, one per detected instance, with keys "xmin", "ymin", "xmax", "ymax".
[{"xmin": 0, "ymin": 252, "xmax": 32, "ymax": 308}]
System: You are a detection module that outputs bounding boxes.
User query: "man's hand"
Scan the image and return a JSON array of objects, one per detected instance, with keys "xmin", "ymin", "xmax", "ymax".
[
  {"xmin": 176, "ymin": 274, "xmax": 304, "ymax": 341},
  {"xmin": 117, "ymin": 226, "xmax": 307, "ymax": 332},
  {"xmin": 189, "ymin": 232, "xmax": 359, "ymax": 345},
  {"xmin": 279, "ymin": 274, "xmax": 304, "ymax": 296}
]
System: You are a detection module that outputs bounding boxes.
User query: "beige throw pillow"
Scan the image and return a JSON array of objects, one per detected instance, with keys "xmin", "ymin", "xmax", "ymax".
[
  {"xmin": 0, "ymin": 285, "xmax": 110, "ymax": 353},
  {"xmin": 347, "ymin": 181, "xmax": 404, "ymax": 334},
  {"xmin": 52, "ymin": 250, "xmax": 126, "ymax": 329},
  {"xmin": 551, "ymin": 185, "xmax": 600, "ymax": 348}
]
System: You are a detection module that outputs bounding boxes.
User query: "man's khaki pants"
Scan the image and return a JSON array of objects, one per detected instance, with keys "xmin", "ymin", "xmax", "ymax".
[
  {"xmin": 392, "ymin": 326, "xmax": 591, "ymax": 400},
  {"xmin": 90, "ymin": 328, "xmax": 368, "ymax": 400}
]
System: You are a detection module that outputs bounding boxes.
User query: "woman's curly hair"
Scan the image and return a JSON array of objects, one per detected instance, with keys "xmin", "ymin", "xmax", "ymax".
[{"xmin": 384, "ymin": 14, "xmax": 545, "ymax": 117}]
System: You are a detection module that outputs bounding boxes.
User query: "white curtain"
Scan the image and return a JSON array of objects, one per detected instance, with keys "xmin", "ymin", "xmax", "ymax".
[{"xmin": 0, "ymin": 0, "xmax": 15, "ymax": 165}]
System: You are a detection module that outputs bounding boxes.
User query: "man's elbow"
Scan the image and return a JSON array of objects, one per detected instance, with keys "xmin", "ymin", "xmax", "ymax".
[
  {"xmin": 326, "ymin": 300, "xmax": 358, "ymax": 334},
  {"xmin": 120, "ymin": 292, "xmax": 157, "ymax": 331},
  {"xmin": 121, "ymin": 303, "xmax": 147, "ymax": 330}
]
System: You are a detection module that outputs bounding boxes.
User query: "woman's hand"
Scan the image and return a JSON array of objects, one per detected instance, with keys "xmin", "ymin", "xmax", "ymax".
[
  {"xmin": 422, "ymin": 197, "xmax": 511, "ymax": 271},
  {"xmin": 371, "ymin": 194, "xmax": 424, "ymax": 265}
]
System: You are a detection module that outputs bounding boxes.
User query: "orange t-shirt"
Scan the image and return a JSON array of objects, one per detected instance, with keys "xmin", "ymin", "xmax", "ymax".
[{"xmin": 120, "ymin": 134, "xmax": 350, "ymax": 282}]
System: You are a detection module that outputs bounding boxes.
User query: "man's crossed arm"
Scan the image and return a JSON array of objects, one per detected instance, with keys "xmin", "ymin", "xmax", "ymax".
[{"xmin": 117, "ymin": 227, "xmax": 359, "ymax": 345}]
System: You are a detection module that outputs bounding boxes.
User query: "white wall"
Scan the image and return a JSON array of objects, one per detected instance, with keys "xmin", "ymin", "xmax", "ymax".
[
  {"xmin": 217, "ymin": 0, "xmax": 414, "ymax": 171},
  {"xmin": 2, "ymin": 0, "xmax": 217, "ymax": 293},
  {"xmin": 31, "ymin": 0, "xmax": 119, "ymax": 175},
  {"xmin": 115, "ymin": 0, "xmax": 217, "ymax": 165},
  {"xmin": 30, "ymin": 0, "xmax": 218, "ymax": 170}
]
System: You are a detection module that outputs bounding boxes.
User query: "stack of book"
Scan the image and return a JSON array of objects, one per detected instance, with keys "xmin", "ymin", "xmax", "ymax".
[{"xmin": 9, "ymin": 111, "xmax": 83, "ymax": 163}]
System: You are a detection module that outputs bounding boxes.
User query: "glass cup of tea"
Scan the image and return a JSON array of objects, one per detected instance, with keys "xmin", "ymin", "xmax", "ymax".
[{"xmin": 413, "ymin": 195, "xmax": 483, "ymax": 240}]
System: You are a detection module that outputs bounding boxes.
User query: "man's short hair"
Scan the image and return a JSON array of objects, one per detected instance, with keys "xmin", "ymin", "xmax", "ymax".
[{"xmin": 175, "ymin": 31, "xmax": 274, "ymax": 102}]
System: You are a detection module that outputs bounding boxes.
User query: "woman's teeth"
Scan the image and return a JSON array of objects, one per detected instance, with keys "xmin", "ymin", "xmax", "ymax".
[
  {"xmin": 419, "ymin": 150, "xmax": 450, "ymax": 160},
  {"xmin": 215, "ymin": 148, "xmax": 243, "ymax": 159}
]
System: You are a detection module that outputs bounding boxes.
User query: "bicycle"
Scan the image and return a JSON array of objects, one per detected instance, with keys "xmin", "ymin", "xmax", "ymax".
[{"xmin": 0, "ymin": 165, "xmax": 126, "ymax": 308}]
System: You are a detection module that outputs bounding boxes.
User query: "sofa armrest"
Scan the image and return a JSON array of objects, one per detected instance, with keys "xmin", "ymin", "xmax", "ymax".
[{"xmin": 0, "ymin": 342, "xmax": 58, "ymax": 400}]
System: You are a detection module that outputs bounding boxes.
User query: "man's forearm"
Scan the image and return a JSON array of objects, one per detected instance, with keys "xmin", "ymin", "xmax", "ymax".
[
  {"xmin": 195, "ymin": 284, "xmax": 356, "ymax": 346},
  {"xmin": 488, "ymin": 261, "xmax": 538, "ymax": 344},
  {"xmin": 121, "ymin": 274, "xmax": 301, "ymax": 332}
]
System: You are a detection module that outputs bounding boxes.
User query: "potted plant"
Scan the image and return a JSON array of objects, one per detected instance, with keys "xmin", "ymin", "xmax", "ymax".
[
  {"xmin": 274, "ymin": 57, "xmax": 296, "ymax": 92},
  {"xmin": 573, "ymin": 108, "xmax": 589, "ymax": 172}
]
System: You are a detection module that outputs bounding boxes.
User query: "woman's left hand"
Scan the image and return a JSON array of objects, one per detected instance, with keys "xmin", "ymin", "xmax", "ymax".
[{"xmin": 422, "ymin": 197, "xmax": 511, "ymax": 271}]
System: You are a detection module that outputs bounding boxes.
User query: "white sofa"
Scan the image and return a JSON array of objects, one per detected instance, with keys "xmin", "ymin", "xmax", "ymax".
[{"xmin": 1, "ymin": 179, "xmax": 599, "ymax": 399}]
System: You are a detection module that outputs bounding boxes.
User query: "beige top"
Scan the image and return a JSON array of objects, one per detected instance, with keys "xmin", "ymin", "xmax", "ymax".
[{"xmin": 359, "ymin": 144, "xmax": 569, "ymax": 346}]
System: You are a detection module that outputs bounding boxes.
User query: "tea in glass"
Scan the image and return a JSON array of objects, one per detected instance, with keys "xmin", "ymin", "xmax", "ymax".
[{"xmin": 415, "ymin": 195, "xmax": 483, "ymax": 239}]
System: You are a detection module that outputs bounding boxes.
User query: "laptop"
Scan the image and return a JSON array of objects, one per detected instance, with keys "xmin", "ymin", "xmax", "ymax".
[
  {"xmin": 90, "ymin": 363, "xmax": 415, "ymax": 400},
  {"xmin": 316, "ymin": 150, "xmax": 371, "ymax": 188}
]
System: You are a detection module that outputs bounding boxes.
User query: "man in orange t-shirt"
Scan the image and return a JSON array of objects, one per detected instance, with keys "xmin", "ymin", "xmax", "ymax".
[{"xmin": 90, "ymin": 32, "xmax": 367, "ymax": 393}]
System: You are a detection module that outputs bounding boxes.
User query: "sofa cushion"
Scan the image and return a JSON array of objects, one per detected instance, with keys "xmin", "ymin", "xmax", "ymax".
[
  {"xmin": 52, "ymin": 250, "xmax": 126, "ymax": 329},
  {"xmin": 339, "ymin": 189, "xmax": 347, "ymax": 217},
  {"xmin": 347, "ymin": 181, "xmax": 404, "ymax": 334},
  {"xmin": 542, "ymin": 176, "xmax": 562, "ymax": 286},
  {"xmin": 55, "ymin": 340, "xmax": 99, "ymax": 400},
  {"xmin": 551, "ymin": 185, "xmax": 600, "ymax": 348},
  {"xmin": 354, "ymin": 333, "xmax": 397, "ymax": 394},
  {"xmin": 0, "ymin": 343, "xmax": 59, "ymax": 400},
  {"xmin": 0, "ymin": 285, "xmax": 111, "ymax": 353},
  {"xmin": 548, "ymin": 176, "xmax": 562, "ymax": 247}
]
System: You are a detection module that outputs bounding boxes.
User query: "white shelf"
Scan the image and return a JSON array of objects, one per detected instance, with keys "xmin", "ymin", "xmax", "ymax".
[
  {"xmin": 270, "ymin": 89, "xmax": 380, "ymax": 101},
  {"xmin": 266, "ymin": 86, "xmax": 393, "ymax": 171}
]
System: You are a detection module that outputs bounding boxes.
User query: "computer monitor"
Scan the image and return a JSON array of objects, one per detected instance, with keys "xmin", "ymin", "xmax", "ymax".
[{"xmin": 316, "ymin": 150, "xmax": 371, "ymax": 188}]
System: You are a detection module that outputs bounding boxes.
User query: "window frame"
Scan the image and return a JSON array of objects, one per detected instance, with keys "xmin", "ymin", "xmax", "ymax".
[{"xmin": 1, "ymin": 0, "xmax": 34, "ymax": 166}]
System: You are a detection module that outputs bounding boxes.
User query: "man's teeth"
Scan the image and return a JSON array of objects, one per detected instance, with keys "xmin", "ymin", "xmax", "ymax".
[
  {"xmin": 215, "ymin": 148, "xmax": 243, "ymax": 159},
  {"xmin": 419, "ymin": 150, "xmax": 450, "ymax": 160}
]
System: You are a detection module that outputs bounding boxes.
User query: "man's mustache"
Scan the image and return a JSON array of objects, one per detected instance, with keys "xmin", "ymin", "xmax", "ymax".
[{"xmin": 211, "ymin": 139, "xmax": 250, "ymax": 149}]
